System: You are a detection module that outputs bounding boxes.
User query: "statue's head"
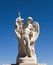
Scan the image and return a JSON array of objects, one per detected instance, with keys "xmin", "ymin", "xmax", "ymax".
[
  {"xmin": 27, "ymin": 17, "xmax": 33, "ymax": 20},
  {"xmin": 27, "ymin": 17, "xmax": 33, "ymax": 25},
  {"xmin": 16, "ymin": 17, "xmax": 24, "ymax": 22}
]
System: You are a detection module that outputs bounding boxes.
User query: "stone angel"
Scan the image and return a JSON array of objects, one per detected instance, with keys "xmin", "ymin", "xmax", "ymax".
[{"xmin": 14, "ymin": 16, "xmax": 40, "ymax": 63}]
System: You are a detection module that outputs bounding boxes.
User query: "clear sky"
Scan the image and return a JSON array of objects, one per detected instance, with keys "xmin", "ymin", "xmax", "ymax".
[{"xmin": 0, "ymin": 0, "xmax": 53, "ymax": 65}]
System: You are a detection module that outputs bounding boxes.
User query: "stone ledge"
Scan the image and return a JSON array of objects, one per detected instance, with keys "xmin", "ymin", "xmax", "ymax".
[
  {"xmin": 16, "ymin": 58, "xmax": 37, "ymax": 64},
  {"xmin": 3, "ymin": 63, "xmax": 47, "ymax": 65}
]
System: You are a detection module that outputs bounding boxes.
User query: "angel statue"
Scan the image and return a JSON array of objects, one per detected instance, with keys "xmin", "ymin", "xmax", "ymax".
[{"xmin": 14, "ymin": 12, "xmax": 40, "ymax": 64}]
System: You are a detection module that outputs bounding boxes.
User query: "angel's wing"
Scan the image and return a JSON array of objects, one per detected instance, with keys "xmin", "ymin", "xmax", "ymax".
[{"xmin": 31, "ymin": 22, "xmax": 40, "ymax": 41}]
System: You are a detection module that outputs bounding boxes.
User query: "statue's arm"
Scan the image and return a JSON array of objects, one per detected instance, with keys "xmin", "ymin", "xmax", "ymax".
[{"xmin": 14, "ymin": 21, "xmax": 21, "ymax": 39}]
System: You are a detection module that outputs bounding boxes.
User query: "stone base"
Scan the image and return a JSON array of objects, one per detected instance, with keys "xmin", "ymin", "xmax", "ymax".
[
  {"xmin": 3, "ymin": 58, "xmax": 46, "ymax": 65},
  {"xmin": 16, "ymin": 57, "xmax": 37, "ymax": 64},
  {"xmin": 3, "ymin": 63, "xmax": 47, "ymax": 65}
]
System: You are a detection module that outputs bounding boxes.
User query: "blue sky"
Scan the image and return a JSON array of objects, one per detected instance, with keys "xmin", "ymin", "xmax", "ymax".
[{"xmin": 0, "ymin": 0, "xmax": 53, "ymax": 65}]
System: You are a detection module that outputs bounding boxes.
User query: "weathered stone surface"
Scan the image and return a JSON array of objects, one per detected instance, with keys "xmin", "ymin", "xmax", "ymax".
[
  {"xmin": 3, "ymin": 63, "xmax": 47, "ymax": 65},
  {"xmin": 16, "ymin": 57, "xmax": 37, "ymax": 64},
  {"xmin": 19, "ymin": 63, "xmax": 47, "ymax": 65},
  {"xmin": 15, "ymin": 14, "xmax": 40, "ymax": 63}
]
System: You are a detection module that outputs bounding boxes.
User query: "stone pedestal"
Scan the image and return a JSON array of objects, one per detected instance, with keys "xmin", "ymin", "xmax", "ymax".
[
  {"xmin": 3, "ymin": 63, "xmax": 47, "ymax": 65},
  {"xmin": 16, "ymin": 57, "xmax": 37, "ymax": 64},
  {"xmin": 3, "ymin": 58, "xmax": 47, "ymax": 65}
]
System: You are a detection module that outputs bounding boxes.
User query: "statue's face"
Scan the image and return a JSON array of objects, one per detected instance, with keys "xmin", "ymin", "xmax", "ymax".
[{"xmin": 27, "ymin": 19, "xmax": 32, "ymax": 24}]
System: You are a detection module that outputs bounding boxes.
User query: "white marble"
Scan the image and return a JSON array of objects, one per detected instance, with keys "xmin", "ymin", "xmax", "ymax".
[
  {"xmin": 3, "ymin": 63, "xmax": 47, "ymax": 65},
  {"xmin": 14, "ymin": 13, "xmax": 40, "ymax": 64}
]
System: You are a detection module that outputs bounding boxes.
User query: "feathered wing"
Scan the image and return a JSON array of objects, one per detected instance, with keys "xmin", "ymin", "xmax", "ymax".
[{"xmin": 31, "ymin": 22, "xmax": 40, "ymax": 41}]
